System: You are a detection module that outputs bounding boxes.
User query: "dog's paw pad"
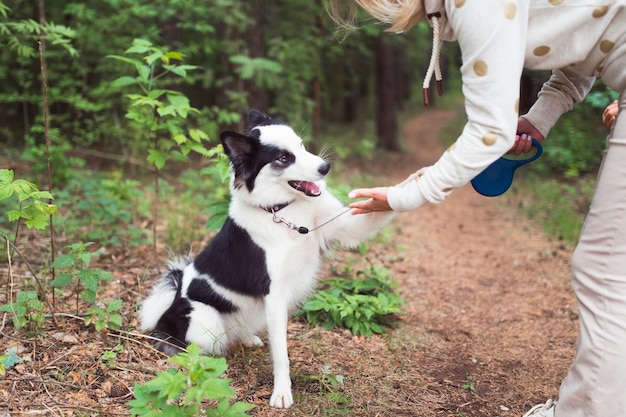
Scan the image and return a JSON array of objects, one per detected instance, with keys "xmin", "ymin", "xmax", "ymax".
[{"xmin": 269, "ymin": 390, "xmax": 294, "ymax": 409}]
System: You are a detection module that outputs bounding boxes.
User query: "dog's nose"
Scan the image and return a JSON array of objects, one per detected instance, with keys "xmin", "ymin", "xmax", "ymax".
[{"xmin": 318, "ymin": 162, "xmax": 331, "ymax": 176}]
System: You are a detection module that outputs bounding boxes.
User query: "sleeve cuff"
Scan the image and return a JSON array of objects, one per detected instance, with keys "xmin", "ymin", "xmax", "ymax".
[
  {"xmin": 523, "ymin": 69, "xmax": 595, "ymax": 138},
  {"xmin": 387, "ymin": 181, "xmax": 428, "ymax": 212},
  {"xmin": 522, "ymin": 95, "xmax": 565, "ymax": 138}
]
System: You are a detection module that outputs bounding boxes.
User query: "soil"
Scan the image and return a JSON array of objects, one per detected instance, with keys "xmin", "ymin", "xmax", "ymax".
[{"xmin": 0, "ymin": 108, "xmax": 578, "ymax": 416}]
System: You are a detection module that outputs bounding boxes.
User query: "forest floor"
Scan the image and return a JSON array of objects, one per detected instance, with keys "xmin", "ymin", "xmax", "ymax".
[{"xmin": 0, "ymin": 108, "xmax": 579, "ymax": 416}]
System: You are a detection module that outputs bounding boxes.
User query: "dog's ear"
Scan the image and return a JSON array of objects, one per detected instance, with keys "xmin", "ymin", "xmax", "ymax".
[
  {"xmin": 220, "ymin": 131, "xmax": 258, "ymax": 190},
  {"xmin": 220, "ymin": 131, "xmax": 256, "ymax": 160},
  {"xmin": 248, "ymin": 109, "xmax": 272, "ymax": 129}
]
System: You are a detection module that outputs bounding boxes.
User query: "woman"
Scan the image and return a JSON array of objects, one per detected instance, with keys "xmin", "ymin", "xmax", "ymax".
[{"xmin": 329, "ymin": 1, "xmax": 626, "ymax": 416}]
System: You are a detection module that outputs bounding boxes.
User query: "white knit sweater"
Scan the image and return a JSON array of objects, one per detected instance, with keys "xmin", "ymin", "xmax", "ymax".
[{"xmin": 388, "ymin": 0, "xmax": 625, "ymax": 212}]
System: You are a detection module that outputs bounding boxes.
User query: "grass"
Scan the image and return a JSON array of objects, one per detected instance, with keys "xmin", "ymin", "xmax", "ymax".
[{"xmin": 510, "ymin": 174, "xmax": 594, "ymax": 246}]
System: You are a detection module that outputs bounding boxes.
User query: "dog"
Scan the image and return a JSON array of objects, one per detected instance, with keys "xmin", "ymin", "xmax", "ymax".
[{"xmin": 139, "ymin": 109, "xmax": 394, "ymax": 408}]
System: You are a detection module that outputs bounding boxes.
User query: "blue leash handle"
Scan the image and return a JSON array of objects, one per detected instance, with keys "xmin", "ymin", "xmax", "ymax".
[{"xmin": 471, "ymin": 139, "xmax": 543, "ymax": 197}]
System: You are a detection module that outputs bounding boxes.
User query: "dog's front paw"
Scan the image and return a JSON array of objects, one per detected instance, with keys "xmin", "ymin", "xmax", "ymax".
[
  {"xmin": 269, "ymin": 388, "xmax": 293, "ymax": 409},
  {"xmin": 242, "ymin": 335, "xmax": 264, "ymax": 347}
]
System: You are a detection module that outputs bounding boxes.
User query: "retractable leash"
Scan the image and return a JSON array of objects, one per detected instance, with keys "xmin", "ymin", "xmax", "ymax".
[
  {"xmin": 271, "ymin": 207, "xmax": 352, "ymax": 235},
  {"xmin": 471, "ymin": 139, "xmax": 543, "ymax": 197}
]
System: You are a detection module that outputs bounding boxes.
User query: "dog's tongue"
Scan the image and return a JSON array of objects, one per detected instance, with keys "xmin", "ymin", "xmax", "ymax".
[{"xmin": 289, "ymin": 180, "xmax": 321, "ymax": 197}]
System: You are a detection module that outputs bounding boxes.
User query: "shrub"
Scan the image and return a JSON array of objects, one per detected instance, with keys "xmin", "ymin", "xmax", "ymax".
[
  {"xmin": 127, "ymin": 344, "xmax": 254, "ymax": 416},
  {"xmin": 298, "ymin": 261, "xmax": 405, "ymax": 337}
]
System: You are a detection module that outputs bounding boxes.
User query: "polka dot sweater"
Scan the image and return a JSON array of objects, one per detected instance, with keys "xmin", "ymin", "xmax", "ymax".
[{"xmin": 387, "ymin": 0, "xmax": 625, "ymax": 212}]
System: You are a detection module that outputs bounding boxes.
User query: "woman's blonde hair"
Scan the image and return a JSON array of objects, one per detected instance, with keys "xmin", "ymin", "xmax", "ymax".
[{"xmin": 328, "ymin": 0, "xmax": 425, "ymax": 33}]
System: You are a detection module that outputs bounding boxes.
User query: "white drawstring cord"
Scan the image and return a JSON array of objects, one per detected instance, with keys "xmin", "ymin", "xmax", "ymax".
[{"xmin": 423, "ymin": 12, "xmax": 443, "ymax": 106}]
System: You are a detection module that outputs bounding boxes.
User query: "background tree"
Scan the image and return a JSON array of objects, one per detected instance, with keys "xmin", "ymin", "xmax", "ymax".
[{"xmin": 375, "ymin": 35, "xmax": 400, "ymax": 151}]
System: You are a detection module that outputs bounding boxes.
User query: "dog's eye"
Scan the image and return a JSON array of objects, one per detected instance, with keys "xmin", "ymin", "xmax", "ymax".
[{"xmin": 277, "ymin": 154, "xmax": 289, "ymax": 163}]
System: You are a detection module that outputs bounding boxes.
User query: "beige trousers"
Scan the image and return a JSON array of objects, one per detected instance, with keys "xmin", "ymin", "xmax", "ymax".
[{"xmin": 555, "ymin": 94, "xmax": 626, "ymax": 417}]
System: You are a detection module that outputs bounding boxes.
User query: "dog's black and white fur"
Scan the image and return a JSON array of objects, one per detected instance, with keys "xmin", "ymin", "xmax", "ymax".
[{"xmin": 139, "ymin": 110, "xmax": 394, "ymax": 408}]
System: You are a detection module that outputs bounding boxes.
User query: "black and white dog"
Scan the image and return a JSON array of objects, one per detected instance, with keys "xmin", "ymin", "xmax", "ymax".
[{"xmin": 139, "ymin": 110, "xmax": 394, "ymax": 408}]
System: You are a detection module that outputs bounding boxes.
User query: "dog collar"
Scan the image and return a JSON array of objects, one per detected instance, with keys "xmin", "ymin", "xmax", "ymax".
[{"xmin": 262, "ymin": 201, "xmax": 293, "ymax": 213}]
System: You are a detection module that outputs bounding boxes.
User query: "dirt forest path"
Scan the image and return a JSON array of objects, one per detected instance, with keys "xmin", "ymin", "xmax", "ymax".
[
  {"xmin": 341, "ymin": 109, "xmax": 579, "ymax": 416},
  {"xmin": 248, "ymin": 109, "xmax": 580, "ymax": 417}
]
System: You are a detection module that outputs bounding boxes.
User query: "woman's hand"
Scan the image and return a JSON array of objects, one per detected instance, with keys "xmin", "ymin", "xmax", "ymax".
[
  {"xmin": 509, "ymin": 117, "xmax": 544, "ymax": 155},
  {"xmin": 348, "ymin": 187, "xmax": 392, "ymax": 214},
  {"xmin": 602, "ymin": 99, "xmax": 619, "ymax": 132}
]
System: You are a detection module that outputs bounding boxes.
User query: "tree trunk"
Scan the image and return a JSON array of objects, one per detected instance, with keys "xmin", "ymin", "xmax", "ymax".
[
  {"xmin": 393, "ymin": 41, "xmax": 410, "ymax": 109},
  {"xmin": 375, "ymin": 36, "xmax": 400, "ymax": 151},
  {"xmin": 244, "ymin": 0, "xmax": 270, "ymax": 113},
  {"xmin": 519, "ymin": 70, "xmax": 550, "ymax": 114}
]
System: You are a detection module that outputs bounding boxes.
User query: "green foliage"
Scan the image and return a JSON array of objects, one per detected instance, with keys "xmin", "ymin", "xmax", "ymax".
[
  {"xmin": 516, "ymin": 176, "xmax": 593, "ymax": 245},
  {"xmin": 539, "ymin": 116, "xmax": 606, "ymax": 178},
  {"xmin": 20, "ymin": 139, "xmax": 85, "ymax": 187},
  {"xmin": 534, "ymin": 84, "xmax": 615, "ymax": 178},
  {"xmin": 200, "ymin": 148, "xmax": 233, "ymax": 231},
  {"xmin": 85, "ymin": 299, "xmax": 123, "ymax": 332},
  {"xmin": 0, "ymin": 347, "xmax": 31, "ymax": 376},
  {"xmin": 100, "ymin": 344, "xmax": 124, "ymax": 369},
  {"xmin": 0, "ymin": 0, "xmax": 79, "ymax": 149},
  {"xmin": 205, "ymin": 201, "xmax": 231, "ymax": 232},
  {"xmin": 2, "ymin": 0, "xmax": 452, "ymax": 172},
  {"xmin": 315, "ymin": 365, "xmax": 345, "ymax": 393},
  {"xmin": 1, "ymin": 0, "xmax": 244, "ymax": 154},
  {"xmin": 0, "ymin": 169, "xmax": 57, "ymax": 231},
  {"xmin": 53, "ymin": 172, "xmax": 150, "ymax": 247},
  {"xmin": 0, "ymin": 0, "xmax": 434, "ymax": 158},
  {"xmin": 0, "ymin": 291, "xmax": 45, "ymax": 337},
  {"xmin": 297, "ymin": 261, "xmax": 405, "ymax": 337},
  {"xmin": 462, "ymin": 373, "xmax": 476, "ymax": 392},
  {"xmin": 585, "ymin": 88, "xmax": 620, "ymax": 109},
  {"xmin": 163, "ymin": 163, "xmax": 231, "ymax": 249},
  {"xmin": 49, "ymin": 242, "xmax": 112, "ymax": 305},
  {"xmin": 230, "ymin": 55, "xmax": 283, "ymax": 88},
  {"xmin": 0, "ymin": 1, "xmax": 77, "ymax": 58},
  {"xmin": 127, "ymin": 343, "xmax": 255, "ymax": 417},
  {"xmin": 109, "ymin": 38, "xmax": 213, "ymax": 169}
]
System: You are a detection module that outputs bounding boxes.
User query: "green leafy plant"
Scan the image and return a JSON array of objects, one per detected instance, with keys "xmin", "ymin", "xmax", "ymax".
[
  {"xmin": 316, "ymin": 365, "xmax": 345, "ymax": 393},
  {"xmin": 0, "ymin": 291, "xmax": 45, "ymax": 337},
  {"xmin": 294, "ymin": 365, "xmax": 350, "ymax": 415},
  {"xmin": 462, "ymin": 373, "xmax": 476, "ymax": 392},
  {"xmin": 127, "ymin": 343, "xmax": 254, "ymax": 416},
  {"xmin": 100, "ymin": 344, "xmax": 124, "ymax": 369},
  {"xmin": 0, "ymin": 347, "xmax": 31, "ymax": 376},
  {"xmin": 85, "ymin": 299, "xmax": 123, "ymax": 332},
  {"xmin": 49, "ymin": 242, "xmax": 112, "ymax": 307},
  {"xmin": 297, "ymin": 261, "xmax": 405, "ymax": 337},
  {"xmin": 0, "ymin": 168, "xmax": 57, "ymax": 231},
  {"xmin": 200, "ymin": 146, "xmax": 233, "ymax": 231},
  {"xmin": 108, "ymin": 38, "xmax": 224, "ymax": 249},
  {"xmin": 108, "ymin": 38, "xmax": 213, "ymax": 170}
]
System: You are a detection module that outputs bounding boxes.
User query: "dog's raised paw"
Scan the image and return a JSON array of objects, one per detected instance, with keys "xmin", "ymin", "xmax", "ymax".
[{"xmin": 269, "ymin": 389, "xmax": 294, "ymax": 409}]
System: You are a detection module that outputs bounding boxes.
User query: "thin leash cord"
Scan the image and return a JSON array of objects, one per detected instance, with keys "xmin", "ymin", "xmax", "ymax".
[{"xmin": 271, "ymin": 207, "xmax": 352, "ymax": 234}]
